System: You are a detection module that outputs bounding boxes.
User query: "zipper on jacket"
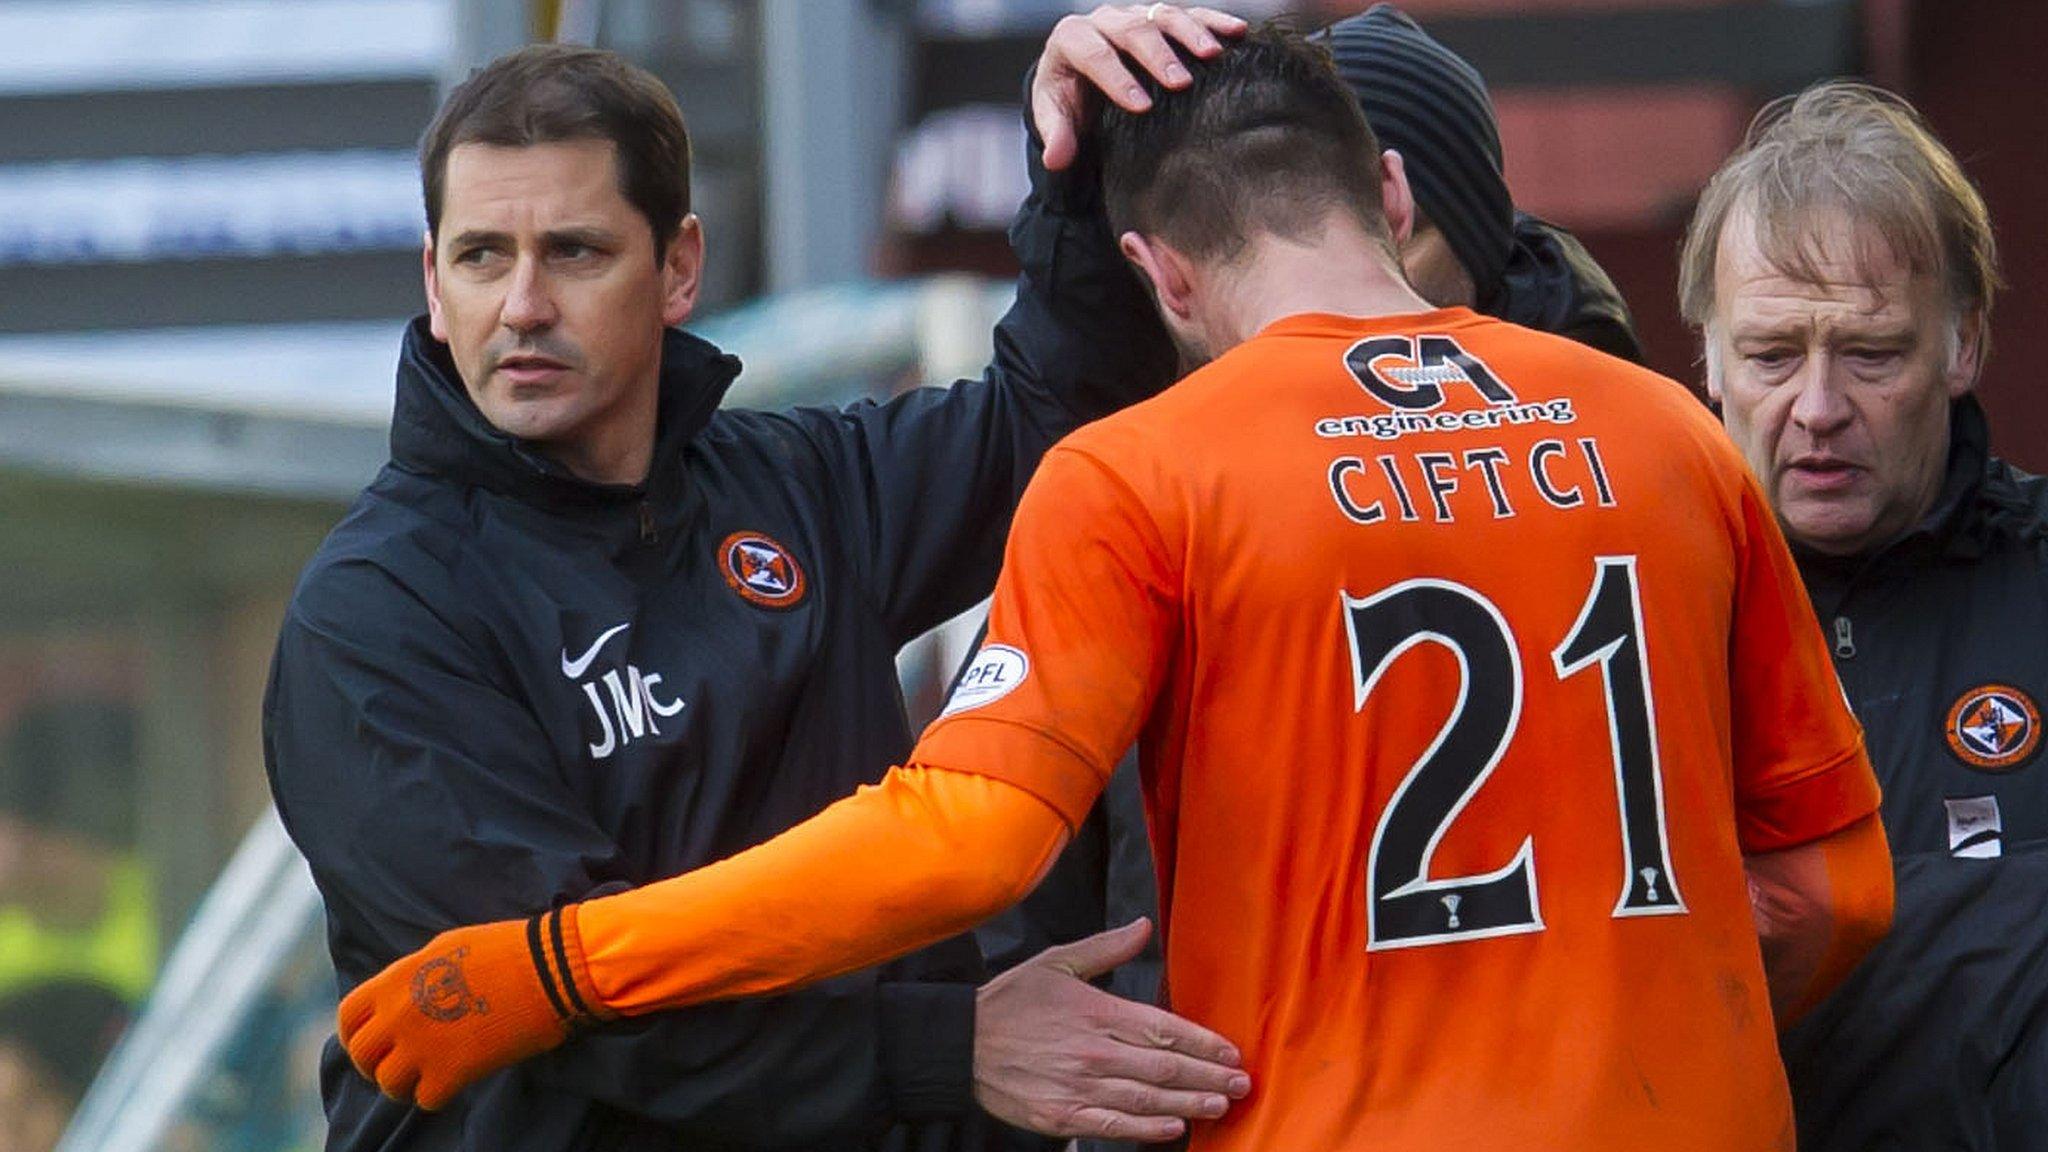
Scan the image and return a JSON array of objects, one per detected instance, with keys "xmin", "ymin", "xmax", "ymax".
[
  {"xmin": 638, "ymin": 500, "xmax": 656, "ymax": 544},
  {"xmin": 1832, "ymin": 616, "xmax": 1857, "ymax": 660}
]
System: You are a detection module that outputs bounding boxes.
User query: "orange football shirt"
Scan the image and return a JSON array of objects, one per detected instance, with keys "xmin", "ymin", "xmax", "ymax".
[{"xmin": 915, "ymin": 308, "xmax": 1878, "ymax": 1151}]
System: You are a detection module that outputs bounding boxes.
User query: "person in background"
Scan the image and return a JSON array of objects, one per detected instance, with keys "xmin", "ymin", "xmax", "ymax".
[
  {"xmin": 0, "ymin": 699, "xmax": 156, "ymax": 1147},
  {"xmin": 1680, "ymin": 80, "xmax": 2048, "ymax": 1150},
  {"xmin": 1323, "ymin": 3, "xmax": 1641, "ymax": 362},
  {"xmin": 0, "ymin": 981, "xmax": 130, "ymax": 1152},
  {"xmin": 0, "ymin": 700, "xmax": 158, "ymax": 1009}
]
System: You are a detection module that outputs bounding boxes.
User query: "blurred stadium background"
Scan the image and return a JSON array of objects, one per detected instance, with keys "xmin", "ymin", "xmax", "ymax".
[{"xmin": 0, "ymin": 1, "xmax": 2039, "ymax": 1148}]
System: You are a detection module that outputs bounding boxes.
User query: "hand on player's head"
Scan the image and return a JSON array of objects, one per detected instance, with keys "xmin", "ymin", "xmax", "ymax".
[{"xmin": 1032, "ymin": 4, "xmax": 1248, "ymax": 171}]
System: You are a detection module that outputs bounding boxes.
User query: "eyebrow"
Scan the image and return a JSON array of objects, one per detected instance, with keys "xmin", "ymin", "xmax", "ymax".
[
  {"xmin": 1726, "ymin": 322, "xmax": 1805, "ymax": 344},
  {"xmin": 442, "ymin": 225, "xmax": 622, "ymax": 251},
  {"xmin": 541, "ymin": 225, "xmax": 621, "ymax": 248},
  {"xmin": 1728, "ymin": 306, "xmax": 1916, "ymax": 339}
]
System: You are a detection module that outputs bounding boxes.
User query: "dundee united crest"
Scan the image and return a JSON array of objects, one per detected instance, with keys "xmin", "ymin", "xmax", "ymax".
[
  {"xmin": 411, "ymin": 947, "xmax": 485, "ymax": 1022},
  {"xmin": 1945, "ymin": 684, "xmax": 2041, "ymax": 771},
  {"xmin": 720, "ymin": 532, "xmax": 807, "ymax": 609}
]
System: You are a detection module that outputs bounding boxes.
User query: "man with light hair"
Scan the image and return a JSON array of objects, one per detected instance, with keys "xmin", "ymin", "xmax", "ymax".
[{"xmin": 1681, "ymin": 80, "xmax": 2048, "ymax": 1150}]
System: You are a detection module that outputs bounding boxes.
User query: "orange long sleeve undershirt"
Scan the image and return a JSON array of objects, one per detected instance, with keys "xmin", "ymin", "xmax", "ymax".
[
  {"xmin": 572, "ymin": 765, "xmax": 1078, "ymax": 1016},
  {"xmin": 1745, "ymin": 810, "xmax": 1895, "ymax": 1026}
]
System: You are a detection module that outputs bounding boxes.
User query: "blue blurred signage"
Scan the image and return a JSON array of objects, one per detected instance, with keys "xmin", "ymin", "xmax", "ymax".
[{"xmin": 0, "ymin": 151, "xmax": 422, "ymax": 265}]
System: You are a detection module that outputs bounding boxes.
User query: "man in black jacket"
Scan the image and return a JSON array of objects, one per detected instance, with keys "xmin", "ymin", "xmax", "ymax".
[
  {"xmin": 977, "ymin": 0, "xmax": 1648, "ymax": 1033},
  {"xmin": 1680, "ymin": 80, "xmax": 2048, "ymax": 1150},
  {"xmin": 266, "ymin": 16, "xmax": 1251, "ymax": 1152}
]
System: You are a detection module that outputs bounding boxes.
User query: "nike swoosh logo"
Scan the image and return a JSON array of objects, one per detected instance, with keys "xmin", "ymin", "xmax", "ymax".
[{"xmin": 561, "ymin": 622, "xmax": 631, "ymax": 679}]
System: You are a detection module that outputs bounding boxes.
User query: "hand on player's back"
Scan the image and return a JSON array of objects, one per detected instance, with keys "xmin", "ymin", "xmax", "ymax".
[
  {"xmin": 974, "ymin": 918, "xmax": 1250, "ymax": 1142},
  {"xmin": 1031, "ymin": 4, "xmax": 1248, "ymax": 170}
]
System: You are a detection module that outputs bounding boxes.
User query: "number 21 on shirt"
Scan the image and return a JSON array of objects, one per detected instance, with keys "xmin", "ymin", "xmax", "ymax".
[{"xmin": 1344, "ymin": 556, "xmax": 1684, "ymax": 950}]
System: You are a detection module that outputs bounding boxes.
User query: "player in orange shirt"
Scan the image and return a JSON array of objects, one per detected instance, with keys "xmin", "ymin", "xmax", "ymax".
[{"xmin": 337, "ymin": 27, "xmax": 1895, "ymax": 1149}]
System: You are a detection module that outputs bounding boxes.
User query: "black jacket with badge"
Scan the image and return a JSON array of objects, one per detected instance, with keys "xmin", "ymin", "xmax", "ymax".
[
  {"xmin": 264, "ymin": 134, "xmax": 1172, "ymax": 1151},
  {"xmin": 1780, "ymin": 395, "xmax": 2048, "ymax": 1150}
]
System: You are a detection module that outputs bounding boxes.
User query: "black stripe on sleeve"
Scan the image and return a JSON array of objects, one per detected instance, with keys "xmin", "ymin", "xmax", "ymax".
[
  {"xmin": 526, "ymin": 913, "xmax": 572, "ymax": 1022},
  {"xmin": 549, "ymin": 908, "xmax": 593, "ymax": 1019}
]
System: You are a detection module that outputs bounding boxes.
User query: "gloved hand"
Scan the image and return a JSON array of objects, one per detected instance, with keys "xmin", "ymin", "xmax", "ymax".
[{"xmin": 337, "ymin": 904, "xmax": 608, "ymax": 1109}]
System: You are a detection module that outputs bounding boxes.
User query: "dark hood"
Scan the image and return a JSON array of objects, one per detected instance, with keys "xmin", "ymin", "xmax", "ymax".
[
  {"xmin": 1482, "ymin": 212, "xmax": 1644, "ymax": 364},
  {"xmin": 387, "ymin": 316, "xmax": 740, "ymax": 513}
]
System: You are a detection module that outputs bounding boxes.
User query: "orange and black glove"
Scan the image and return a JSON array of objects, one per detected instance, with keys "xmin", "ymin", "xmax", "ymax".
[{"xmin": 337, "ymin": 904, "xmax": 612, "ymax": 1109}]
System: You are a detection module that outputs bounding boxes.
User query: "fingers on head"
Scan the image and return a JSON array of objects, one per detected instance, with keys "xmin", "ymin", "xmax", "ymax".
[
  {"xmin": 1177, "ymin": 6, "xmax": 1249, "ymax": 36},
  {"xmin": 1153, "ymin": 7, "xmax": 1225, "ymax": 58},
  {"xmin": 1086, "ymin": 8, "xmax": 1189, "ymax": 85},
  {"xmin": 1052, "ymin": 18, "xmax": 1145, "ymax": 108}
]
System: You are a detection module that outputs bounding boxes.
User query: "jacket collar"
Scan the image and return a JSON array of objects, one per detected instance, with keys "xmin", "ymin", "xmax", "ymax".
[{"xmin": 387, "ymin": 316, "xmax": 741, "ymax": 515}]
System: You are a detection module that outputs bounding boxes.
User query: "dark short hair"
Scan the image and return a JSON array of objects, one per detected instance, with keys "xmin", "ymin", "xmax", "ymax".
[
  {"xmin": 419, "ymin": 43, "xmax": 692, "ymax": 251},
  {"xmin": 1101, "ymin": 25, "xmax": 1390, "ymax": 265}
]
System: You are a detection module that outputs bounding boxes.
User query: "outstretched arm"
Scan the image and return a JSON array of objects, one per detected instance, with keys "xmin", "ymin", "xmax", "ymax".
[{"xmin": 340, "ymin": 767, "xmax": 1075, "ymax": 1102}]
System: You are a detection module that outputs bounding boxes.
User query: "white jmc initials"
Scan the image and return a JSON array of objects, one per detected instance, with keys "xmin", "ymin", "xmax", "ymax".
[
  {"xmin": 580, "ymin": 668, "xmax": 685, "ymax": 759},
  {"xmin": 561, "ymin": 623, "xmax": 686, "ymax": 759}
]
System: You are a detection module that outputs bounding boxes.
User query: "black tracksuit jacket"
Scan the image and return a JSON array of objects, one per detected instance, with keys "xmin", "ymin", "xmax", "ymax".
[
  {"xmin": 263, "ymin": 141, "xmax": 1171, "ymax": 1150},
  {"xmin": 1781, "ymin": 396, "xmax": 2048, "ymax": 1151}
]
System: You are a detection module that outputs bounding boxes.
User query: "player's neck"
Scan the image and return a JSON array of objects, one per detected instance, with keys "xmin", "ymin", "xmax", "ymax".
[{"xmin": 1201, "ymin": 216, "xmax": 1437, "ymax": 348}]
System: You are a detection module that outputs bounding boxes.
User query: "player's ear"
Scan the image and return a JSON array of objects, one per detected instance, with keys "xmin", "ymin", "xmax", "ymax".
[
  {"xmin": 1119, "ymin": 231, "xmax": 1196, "ymax": 320},
  {"xmin": 1379, "ymin": 149, "xmax": 1415, "ymax": 247}
]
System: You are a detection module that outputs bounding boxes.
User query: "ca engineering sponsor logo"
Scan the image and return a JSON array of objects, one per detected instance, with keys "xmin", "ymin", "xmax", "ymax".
[
  {"xmin": 559, "ymin": 621, "xmax": 686, "ymax": 760},
  {"xmin": 943, "ymin": 645, "xmax": 1029, "ymax": 717},
  {"xmin": 1944, "ymin": 683, "xmax": 2041, "ymax": 771},
  {"xmin": 721, "ymin": 532, "xmax": 807, "ymax": 609},
  {"xmin": 1321, "ymin": 333, "xmax": 1576, "ymax": 443},
  {"xmin": 1345, "ymin": 333, "xmax": 1517, "ymax": 410},
  {"xmin": 1315, "ymin": 399, "xmax": 1577, "ymax": 443}
]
